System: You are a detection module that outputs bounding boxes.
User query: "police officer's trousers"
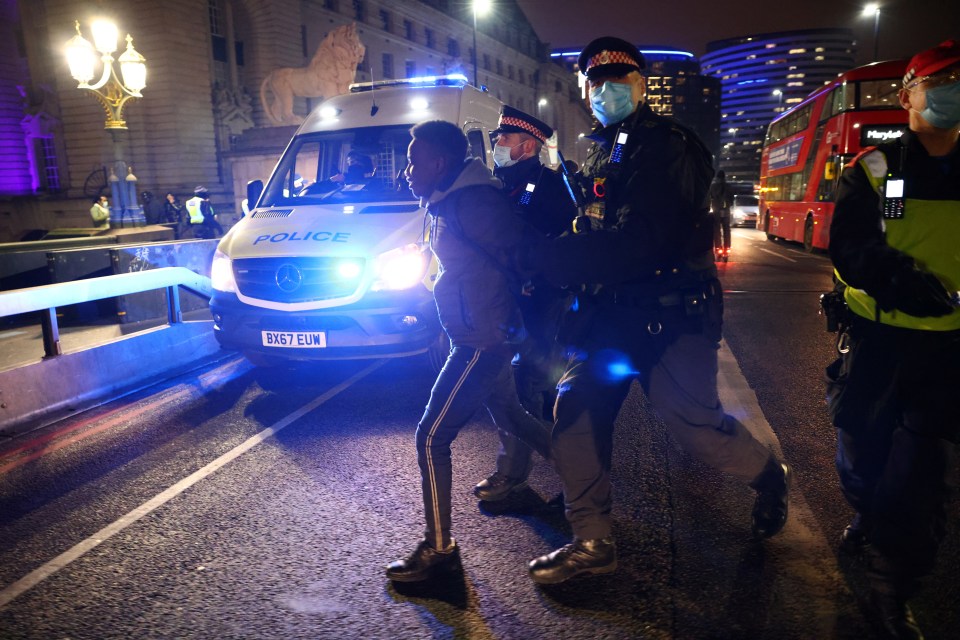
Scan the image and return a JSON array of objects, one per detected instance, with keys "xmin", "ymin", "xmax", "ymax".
[
  {"xmin": 416, "ymin": 345, "xmax": 548, "ymax": 550},
  {"xmin": 828, "ymin": 318, "xmax": 960, "ymax": 596},
  {"xmin": 553, "ymin": 303, "xmax": 773, "ymax": 541}
]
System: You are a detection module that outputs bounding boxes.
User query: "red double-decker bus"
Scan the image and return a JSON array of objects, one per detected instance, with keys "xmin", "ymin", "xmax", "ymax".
[{"xmin": 758, "ymin": 60, "xmax": 909, "ymax": 251}]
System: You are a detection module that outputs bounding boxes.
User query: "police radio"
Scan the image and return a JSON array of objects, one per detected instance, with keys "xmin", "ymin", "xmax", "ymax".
[
  {"xmin": 518, "ymin": 182, "xmax": 536, "ymax": 206},
  {"xmin": 609, "ymin": 128, "xmax": 630, "ymax": 165},
  {"xmin": 882, "ymin": 177, "xmax": 905, "ymax": 219}
]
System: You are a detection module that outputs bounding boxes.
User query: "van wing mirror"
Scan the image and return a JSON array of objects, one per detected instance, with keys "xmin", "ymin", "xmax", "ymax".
[{"xmin": 247, "ymin": 180, "xmax": 264, "ymax": 209}]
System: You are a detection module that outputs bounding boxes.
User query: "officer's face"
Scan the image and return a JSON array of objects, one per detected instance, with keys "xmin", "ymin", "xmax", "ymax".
[
  {"xmin": 495, "ymin": 133, "xmax": 535, "ymax": 161},
  {"xmin": 405, "ymin": 138, "xmax": 445, "ymax": 199},
  {"xmin": 586, "ymin": 71, "xmax": 647, "ymax": 108}
]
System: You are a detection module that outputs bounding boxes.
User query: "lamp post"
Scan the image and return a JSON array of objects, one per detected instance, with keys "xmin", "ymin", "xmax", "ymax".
[
  {"xmin": 66, "ymin": 19, "xmax": 147, "ymax": 228},
  {"xmin": 773, "ymin": 89, "xmax": 783, "ymax": 112},
  {"xmin": 862, "ymin": 3, "xmax": 881, "ymax": 61},
  {"xmin": 472, "ymin": 0, "xmax": 491, "ymax": 88}
]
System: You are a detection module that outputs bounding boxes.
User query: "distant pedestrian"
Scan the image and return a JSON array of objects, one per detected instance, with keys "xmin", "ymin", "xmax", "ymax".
[
  {"xmin": 141, "ymin": 191, "xmax": 164, "ymax": 225},
  {"xmin": 90, "ymin": 195, "xmax": 110, "ymax": 229},
  {"xmin": 709, "ymin": 170, "xmax": 734, "ymax": 261},
  {"xmin": 184, "ymin": 186, "xmax": 223, "ymax": 239}
]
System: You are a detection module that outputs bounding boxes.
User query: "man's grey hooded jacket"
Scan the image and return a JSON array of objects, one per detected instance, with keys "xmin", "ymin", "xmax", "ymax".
[{"xmin": 424, "ymin": 158, "xmax": 531, "ymax": 350}]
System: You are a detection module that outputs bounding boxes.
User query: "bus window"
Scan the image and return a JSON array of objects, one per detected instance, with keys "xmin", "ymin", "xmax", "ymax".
[{"xmin": 858, "ymin": 79, "xmax": 902, "ymax": 109}]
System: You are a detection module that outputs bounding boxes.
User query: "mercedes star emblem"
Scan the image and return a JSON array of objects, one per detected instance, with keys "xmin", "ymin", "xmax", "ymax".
[{"xmin": 275, "ymin": 263, "xmax": 303, "ymax": 293}]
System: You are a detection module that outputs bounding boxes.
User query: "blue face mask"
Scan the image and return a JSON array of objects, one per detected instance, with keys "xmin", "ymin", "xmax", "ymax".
[
  {"xmin": 590, "ymin": 81, "xmax": 636, "ymax": 127},
  {"xmin": 920, "ymin": 80, "xmax": 960, "ymax": 129}
]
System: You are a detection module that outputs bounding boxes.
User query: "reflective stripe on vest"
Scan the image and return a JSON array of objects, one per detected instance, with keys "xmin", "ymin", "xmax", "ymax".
[
  {"xmin": 185, "ymin": 197, "xmax": 205, "ymax": 224},
  {"xmin": 842, "ymin": 149, "xmax": 960, "ymax": 331}
]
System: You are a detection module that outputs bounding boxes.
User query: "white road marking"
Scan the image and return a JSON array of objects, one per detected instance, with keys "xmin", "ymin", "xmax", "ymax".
[
  {"xmin": 758, "ymin": 247, "xmax": 798, "ymax": 263},
  {"xmin": 0, "ymin": 359, "xmax": 386, "ymax": 609},
  {"xmin": 717, "ymin": 341, "xmax": 847, "ymax": 638}
]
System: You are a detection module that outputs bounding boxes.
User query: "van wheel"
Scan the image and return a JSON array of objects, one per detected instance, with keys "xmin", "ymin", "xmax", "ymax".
[
  {"xmin": 426, "ymin": 332, "xmax": 450, "ymax": 373},
  {"xmin": 803, "ymin": 217, "xmax": 815, "ymax": 252}
]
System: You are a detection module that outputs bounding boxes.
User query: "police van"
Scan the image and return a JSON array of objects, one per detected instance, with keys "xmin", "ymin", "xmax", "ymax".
[{"xmin": 209, "ymin": 75, "xmax": 503, "ymax": 368}]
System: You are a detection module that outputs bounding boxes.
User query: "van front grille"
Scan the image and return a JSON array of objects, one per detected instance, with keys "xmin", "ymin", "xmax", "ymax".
[
  {"xmin": 251, "ymin": 209, "xmax": 294, "ymax": 218},
  {"xmin": 232, "ymin": 257, "xmax": 363, "ymax": 303}
]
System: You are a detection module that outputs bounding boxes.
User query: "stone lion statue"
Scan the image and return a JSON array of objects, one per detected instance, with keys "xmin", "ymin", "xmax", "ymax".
[{"xmin": 260, "ymin": 23, "xmax": 366, "ymax": 126}]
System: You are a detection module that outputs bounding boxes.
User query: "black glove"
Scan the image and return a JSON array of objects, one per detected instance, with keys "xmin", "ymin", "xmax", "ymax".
[{"xmin": 877, "ymin": 267, "xmax": 955, "ymax": 318}]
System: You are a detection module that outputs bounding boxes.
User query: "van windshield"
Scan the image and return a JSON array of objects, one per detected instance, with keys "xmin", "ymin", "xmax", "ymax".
[{"xmin": 260, "ymin": 125, "xmax": 416, "ymax": 205}]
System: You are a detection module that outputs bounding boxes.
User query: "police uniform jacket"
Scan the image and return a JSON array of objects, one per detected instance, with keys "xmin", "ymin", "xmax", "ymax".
[
  {"xmin": 425, "ymin": 158, "xmax": 531, "ymax": 350},
  {"xmin": 495, "ymin": 156, "xmax": 576, "ymax": 239},
  {"xmin": 831, "ymin": 129, "xmax": 960, "ymax": 331},
  {"xmin": 525, "ymin": 103, "xmax": 715, "ymax": 294}
]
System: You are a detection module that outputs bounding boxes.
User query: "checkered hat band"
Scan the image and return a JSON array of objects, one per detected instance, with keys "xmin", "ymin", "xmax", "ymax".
[
  {"xmin": 586, "ymin": 50, "xmax": 640, "ymax": 73},
  {"xmin": 500, "ymin": 116, "xmax": 546, "ymax": 142},
  {"xmin": 904, "ymin": 68, "xmax": 917, "ymax": 85}
]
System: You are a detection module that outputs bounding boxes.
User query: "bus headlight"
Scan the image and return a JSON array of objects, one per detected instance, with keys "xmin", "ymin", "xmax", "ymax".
[
  {"xmin": 211, "ymin": 249, "xmax": 237, "ymax": 292},
  {"xmin": 371, "ymin": 244, "xmax": 427, "ymax": 291}
]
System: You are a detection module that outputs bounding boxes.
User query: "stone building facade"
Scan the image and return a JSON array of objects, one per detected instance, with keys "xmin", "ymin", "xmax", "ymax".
[{"xmin": 0, "ymin": 0, "xmax": 590, "ymax": 241}]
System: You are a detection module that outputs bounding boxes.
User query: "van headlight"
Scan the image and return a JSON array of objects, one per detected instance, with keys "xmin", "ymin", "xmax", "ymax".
[
  {"xmin": 371, "ymin": 244, "xmax": 427, "ymax": 291},
  {"xmin": 211, "ymin": 249, "xmax": 237, "ymax": 292}
]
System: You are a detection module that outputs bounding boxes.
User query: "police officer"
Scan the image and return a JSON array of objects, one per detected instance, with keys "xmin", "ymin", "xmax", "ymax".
[
  {"xmin": 184, "ymin": 186, "xmax": 223, "ymax": 239},
  {"xmin": 827, "ymin": 40, "xmax": 960, "ymax": 640},
  {"xmin": 519, "ymin": 37, "xmax": 792, "ymax": 584},
  {"xmin": 473, "ymin": 106, "xmax": 577, "ymax": 502}
]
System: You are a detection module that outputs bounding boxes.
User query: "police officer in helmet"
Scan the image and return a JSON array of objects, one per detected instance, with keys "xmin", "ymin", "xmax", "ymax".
[
  {"xmin": 473, "ymin": 106, "xmax": 577, "ymax": 502},
  {"xmin": 827, "ymin": 40, "xmax": 960, "ymax": 640},
  {"xmin": 518, "ymin": 37, "xmax": 792, "ymax": 584}
]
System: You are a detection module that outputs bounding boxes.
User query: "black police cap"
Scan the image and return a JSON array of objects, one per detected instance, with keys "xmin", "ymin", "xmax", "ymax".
[
  {"xmin": 578, "ymin": 37, "xmax": 646, "ymax": 80},
  {"xmin": 492, "ymin": 105, "xmax": 553, "ymax": 143}
]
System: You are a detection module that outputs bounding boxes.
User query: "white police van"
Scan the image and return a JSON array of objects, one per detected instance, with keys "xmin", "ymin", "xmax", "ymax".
[{"xmin": 210, "ymin": 75, "xmax": 503, "ymax": 368}]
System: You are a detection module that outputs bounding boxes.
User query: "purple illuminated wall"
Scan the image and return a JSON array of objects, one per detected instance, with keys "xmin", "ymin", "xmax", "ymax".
[{"xmin": 0, "ymin": 0, "xmax": 34, "ymax": 196}]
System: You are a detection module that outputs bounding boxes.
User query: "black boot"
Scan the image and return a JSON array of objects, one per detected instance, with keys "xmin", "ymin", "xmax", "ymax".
[
  {"xmin": 869, "ymin": 590, "xmax": 924, "ymax": 640},
  {"xmin": 386, "ymin": 539, "xmax": 461, "ymax": 582},
  {"xmin": 750, "ymin": 461, "xmax": 792, "ymax": 539},
  {"xmin": 839, "ymin": 512, "xmax": 870, "ymax": 556},
  {"xmin": 474, "ymin": 472, "xmax": 528, "ymax": 501},
  {"xmin": 528, "ymin": 538, "xmax": 617, "ymax": 584}
]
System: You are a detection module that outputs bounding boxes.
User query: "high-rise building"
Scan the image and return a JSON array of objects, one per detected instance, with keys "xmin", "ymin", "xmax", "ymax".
[
  {"xmin": 702, "ymin": 28, "xmax": 856, "ymax": 192},
  {"xmin": 551, "ymin": 46, "xmax": 721, "ymax": 163}
]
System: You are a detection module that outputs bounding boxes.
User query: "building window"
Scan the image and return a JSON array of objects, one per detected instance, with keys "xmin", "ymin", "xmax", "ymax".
[
  {"xmin": 323, "ymin": 0, "xmax": 339, "ymax": 10},
  {"xmin": 447, "ymin": 37, "xmax": 459, "ymax": 58},
  {"xmin": 483, "ymin": 54, "xmax": 491, "ymax": 70},
  {"xmin": 382, "ymin": 52, "xmax": 394, "ymax": 78},
  {"xmin": 353, "ymin": 0, "xmax": 365, "ymax": 22},
  {"xmin": 378, "ymin": 9, "xmax": 391, "ymax": 32},
  {"xmin": 508, "ymin": 65, "xmax": 514, "ymax": 80},
  {"xmin": 403, "ymin": 19, "xmax": 413, "ymax": 41},
  {"xmin": 37, "ymin": 137, "xmax": 60, "ymax": 191},
  {"xmin": 496, "ymin": 59, "xmax": 503, "ymax": 76},
  {"xmin": 425, "ymin": 28, "xmax": 435, "ymax": 49},
  {"xmin": 405, "ymin": 60, "xmax": 416, "ymax": 78},
  {"xmin": 518, "ymin": 69, "xmax": 525, "ymax": 85}
]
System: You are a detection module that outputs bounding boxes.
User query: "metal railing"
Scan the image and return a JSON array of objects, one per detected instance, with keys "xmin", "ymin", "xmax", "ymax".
[{"xmin": 0, "ymin": 267, "xmax": 212, "ymax": 359}]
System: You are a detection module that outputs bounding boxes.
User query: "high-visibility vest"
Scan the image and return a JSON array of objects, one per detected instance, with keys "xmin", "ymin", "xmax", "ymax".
[
  {"xmin": 840, "ymin": 148, "xmax": 960, "ymax": 331},
  {"xmin": 185, "ymin": 197, "xmax": 207, "ymax": 224}
]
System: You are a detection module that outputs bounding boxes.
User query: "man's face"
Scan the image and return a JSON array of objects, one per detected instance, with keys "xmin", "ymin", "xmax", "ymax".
[
  {"xmin": 405, "ymin": 139, "xmax": 445, "ymax": 199},
  {"xmin": 494, "ymin": 132, "xmax": 535, "ymax": 162},
  {"xmin": 585, "ymin": 71, "xmax": 647, "ymax": 111},
  {"xmin": 899, "ymin": 63, "xmax": 960, "ymax": 130}
]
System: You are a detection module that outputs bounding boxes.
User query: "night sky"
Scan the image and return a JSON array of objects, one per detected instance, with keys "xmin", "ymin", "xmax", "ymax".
[{"xmin": 516, "ymin": 0, "xmax": 959, "ymax": 66}]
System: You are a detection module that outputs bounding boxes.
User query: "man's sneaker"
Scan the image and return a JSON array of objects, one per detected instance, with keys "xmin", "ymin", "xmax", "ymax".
[
  {"xmin": 839, "ymin": 513, "xmax": 870, "ymax": 555},
  {"xmin": 750, "ymin": 461, "xmax": 792, "ymax": 539},
  {"xmin": 473, "ymin": 472, "xmax": 528, "ymax": 502},
  {"xmin": 528, "ymin": 538, "xmax": 617, "ymax": 584},
  {"xmin": 870, "ymin": 590, "xmax": 925, "ymax": 640},
  {"xmin": 386, "ymin": 538, "xmax": 461, "ymax": 583}
]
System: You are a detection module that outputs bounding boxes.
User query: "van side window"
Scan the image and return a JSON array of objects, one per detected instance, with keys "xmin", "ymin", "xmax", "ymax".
[{"xmin": 466, "ymin": 129, "xmax": 487, "ymax": 165}]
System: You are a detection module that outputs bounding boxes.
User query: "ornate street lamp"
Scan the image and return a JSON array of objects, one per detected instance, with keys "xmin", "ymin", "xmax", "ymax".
[{"xmin": 65, "ymin": 19, "xmax": 147, "ymax": 227}]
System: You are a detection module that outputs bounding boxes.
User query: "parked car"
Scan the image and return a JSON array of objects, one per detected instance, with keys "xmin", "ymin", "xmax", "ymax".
[{"xmin": 730, "ymin": 194, "xmax": 759, "ymax": 227}]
